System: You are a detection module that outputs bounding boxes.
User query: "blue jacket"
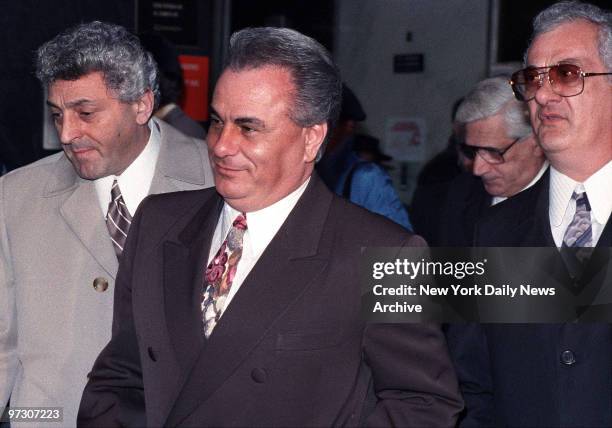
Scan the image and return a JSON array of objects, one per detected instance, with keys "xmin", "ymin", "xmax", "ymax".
[{"xmin": 317, "ymin": 139, "xmax": 412, "ymax": 231}]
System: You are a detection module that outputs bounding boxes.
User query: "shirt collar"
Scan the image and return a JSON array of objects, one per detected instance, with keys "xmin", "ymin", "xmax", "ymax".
[
  {"xmin": 549, "ymin": 160, "xmax": 612, "ymax": 226},
  {"xmin": 220, "ymin": 177, "xmax": 311, "ymax": 256},
  {"xmin": 491, "ymin": 161, "xmax": 549, "ymax": 206},
  {"xmin": 94, "ymin": 119, "xmax": 161, "ymax": 216}
]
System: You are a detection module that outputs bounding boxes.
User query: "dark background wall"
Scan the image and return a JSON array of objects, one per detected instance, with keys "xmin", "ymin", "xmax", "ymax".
[{"xmin": 231, "ymin": 0, "xmax": 334, "ymax": 51}]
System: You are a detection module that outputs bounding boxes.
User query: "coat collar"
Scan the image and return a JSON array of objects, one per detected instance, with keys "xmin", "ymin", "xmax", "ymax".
[
  {"xmin": 43, "ymin": 155, "xmax": 120, "ymax": 277},
  {"xmin": 150, "ymin": 118, "xmax": 212, "ymax": 194},
  {"xmin": 506, "ymin": 168, "xmax": 612, "ymax": 248}
]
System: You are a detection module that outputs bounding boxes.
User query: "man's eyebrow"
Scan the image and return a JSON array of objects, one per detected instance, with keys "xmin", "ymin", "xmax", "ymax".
[
  {"xmin": 209, "ymin": 107, "xmax": 220, "ymax": 118},
  {"xmin": 208, "ymin": 107, "xmax": 265, "ymax": 128},
  {"xmin": 235, "ymin": 117, "xmax": 265, "ymax": 128},
  {"xmin": 527, "ymin": 57, "xmax": 583, "ymax": 67},
  {"xmin": 46, "ymin": 99, "xmax": 97, "ymax": 109}
]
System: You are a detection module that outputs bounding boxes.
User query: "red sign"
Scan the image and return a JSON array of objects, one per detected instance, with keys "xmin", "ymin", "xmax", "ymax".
[{"xmin": 179, "ymin": 54, "xmax": 209, "ymax": 121}]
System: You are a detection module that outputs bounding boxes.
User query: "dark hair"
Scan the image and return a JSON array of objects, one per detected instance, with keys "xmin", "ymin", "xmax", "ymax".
[
  {"xmin": 225, "ymin": 27, "xmax": 342, "ymax": 158},
  {"xmin": 36, "ymin": 21, "xmax": 160, "ymax": 106}
]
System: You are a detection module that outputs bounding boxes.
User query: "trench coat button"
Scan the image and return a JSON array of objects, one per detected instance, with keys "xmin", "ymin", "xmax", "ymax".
[
  {"xmin": 148, "ymin": 347, "xmax": 157, "ymax": 362},
  {"xmin": 93, "ymin": 277, "xmax": 109, "ymax": 292},
  {"xmin": 560, "ymin": 350, "xmax": 576, "ymax": 366},
  {"xmin": 251, "ymin": 368, "xmax": 267, "ymax": 383}
]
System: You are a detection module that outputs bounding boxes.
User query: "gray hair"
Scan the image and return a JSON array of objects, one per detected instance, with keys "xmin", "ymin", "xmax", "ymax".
[
  {"xmin": 526, "ymin": 1, "xmax": 612, "ymax": 72},
  {"xmin": 225, "ymin": 27, "xmax": 342, "ymax": 158},
  {"xmin": 36, "ymin": 21, "xmax": 160, "ymax": 107},
  {"xmin": 456, "ymin": 77, "xmax": 532, "ymax": 140}
]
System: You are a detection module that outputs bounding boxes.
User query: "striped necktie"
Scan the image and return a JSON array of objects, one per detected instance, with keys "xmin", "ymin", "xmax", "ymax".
[{"xmin": 106, "ymin": 180, "xmax": 133, "ymax": 258}]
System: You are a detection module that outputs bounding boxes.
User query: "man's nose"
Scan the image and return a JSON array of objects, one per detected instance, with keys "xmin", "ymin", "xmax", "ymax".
[
  {"xmin": 57, "ymin": 113, "xmax": 82, "ymax": 145},
  {"xmin": 472, "ymin": 154, "xmax": 491, "ymax": 177},
  {"xmin": 533, "ymin": 74, "xmax": 562, "ymax": 106},
  {"xmin": 209, "ymin": 125, "xmax": 239, "ymax": 157}
]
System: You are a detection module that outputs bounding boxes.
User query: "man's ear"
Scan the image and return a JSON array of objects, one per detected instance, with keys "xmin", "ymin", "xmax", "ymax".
[
  {"xmin": 303, "ymin": 122, "xmax": 328, "ymax": 163},
  {"xmin": 134, "ymin": 89, "xmax": 155, "ymax": 125}
]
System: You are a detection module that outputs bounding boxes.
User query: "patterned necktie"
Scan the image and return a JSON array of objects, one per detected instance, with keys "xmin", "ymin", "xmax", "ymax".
[
  {"xmin": 563, "ymin": 191, "xmax": 592, "ymax": 248},
  {"xmin": 201, "ymin": 213, "xmax": 247, "ymax": 338},
  {"xmin": 105, "ymin": 180, "xmax": 133, "ymax": 258},
  {"xmin": 561, "ymin": 191, "xmax": 592, "ymax": 281}
]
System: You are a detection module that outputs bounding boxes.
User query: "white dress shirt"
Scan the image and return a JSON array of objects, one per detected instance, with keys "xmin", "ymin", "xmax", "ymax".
[
  {"xmin": 491, "ymin": 161, "xmax": 549, "ymax": 206},
  {"xmin": 94, "ymin": 119, "xmax": 161, "ymax": 217},
  {"xmin": 549, "ymin": 160, "xmax": 612, "ymax": 247},
  {"xmin": 208, "ymin": 178, "xmax": 311, "ymax": 314}
]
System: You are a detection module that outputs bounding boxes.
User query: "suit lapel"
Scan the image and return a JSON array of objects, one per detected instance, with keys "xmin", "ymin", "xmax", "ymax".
[
  {"xmin": 50, "ymin": 157, "xmax": 118, "ymax": 278},
  {"xmin": 166, "ymin": 176, "xmax": 333, "ymax": 426},
  {"xmin": 597, "ymin": 216, "xmax": 612, "ymax": 247},
  {"xmin": 156, "ymin": 191, "xmax": 222, "ymax": 426},
  {"xmin": 575, "ymin": 214, "xmax": 612, "ymax": 300},
  {"xmin": 163, "ymin": 194, "xmax": 222, "ymax": 372},
  {"xmin": 533, "ymin": 171, "xmax": 556, "ymax": 246},
  {"xmin": 510, "ymin": 169, "xmax": 555, "ymax": 247}
]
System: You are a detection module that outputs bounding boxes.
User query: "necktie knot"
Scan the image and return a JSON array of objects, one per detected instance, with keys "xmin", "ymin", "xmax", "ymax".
[
  {"xmin": 573, "ymin": 191, "xmax": 591, "ymax": 212},
  {"xmin": 105, "ymin": 180, "xmax": 132, "ymax": 258},
  {"xmin": 110, "ymin": 180, "xmax": 122, "ymax": 201}
]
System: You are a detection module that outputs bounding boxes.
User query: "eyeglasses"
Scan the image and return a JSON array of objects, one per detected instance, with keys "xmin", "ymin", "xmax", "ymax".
[
  {"xmin": 459, "ymin": 138, "xmax": 520, "ymax": 164},
  {"xmin": 510, "ymin": 63, "xmax": 612, "ymax": 102}
]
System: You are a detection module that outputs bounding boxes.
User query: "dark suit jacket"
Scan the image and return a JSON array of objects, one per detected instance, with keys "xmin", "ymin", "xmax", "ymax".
[
  {"xmin": 78, "ymin": 175, "xmax": 463, "ymax": 427},
  {"xmin": 438, "ymin": 173, "xmax": 491, "ymax": 247},
  {"xmin": 447, "ymin": 170, "xmax": 612, "ymax": 427}
]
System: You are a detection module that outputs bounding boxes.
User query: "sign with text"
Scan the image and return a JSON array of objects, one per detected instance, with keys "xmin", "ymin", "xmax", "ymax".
[
  {"xmin": 179, "ymin": 54, "xmax": 209, "ymax": 121},
  {"xmin": 384, "ymin": 117, "xmax": 426, "ymax": 161},
  {"xmin": 361, "ymin": 247, "xmax": 612, "ymax": 323}
]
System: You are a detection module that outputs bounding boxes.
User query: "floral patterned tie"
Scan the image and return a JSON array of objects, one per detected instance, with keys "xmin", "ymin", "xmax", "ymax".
[{"xmin": 201, "ymin": 213, "xmax": 247, "ymax": 338}]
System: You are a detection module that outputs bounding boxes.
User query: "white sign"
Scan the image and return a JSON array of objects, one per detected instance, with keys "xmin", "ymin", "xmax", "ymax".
[{"xmin": 384, "ymin": 117, "xmax": 427, "ymax": 162}]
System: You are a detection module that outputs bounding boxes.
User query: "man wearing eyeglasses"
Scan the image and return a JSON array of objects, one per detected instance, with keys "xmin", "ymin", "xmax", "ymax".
[
  {"xmin": 449, "ymin": 2, "xmax": 612, "ymax": 426},
  {"xmin": 438, "ymin": 77, "xmax": 547, "ymax": 246}
]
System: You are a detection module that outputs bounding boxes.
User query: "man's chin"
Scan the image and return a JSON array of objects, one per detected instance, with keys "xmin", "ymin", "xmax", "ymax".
[
  {"xmin": 483, "ymin": 182, "xmax": 503, "ymax": 197},
  {"xmin": 75, "ymin": 170, "xmax": 104, "ymax": 180},
  {"xmin": 537, "ymin": 127, "xmax": 569, "ymax": 151},
  {"xmin": 71, "ymin": 161, "xmax": 105, "ymax": 181},
  {"xmin": 215, "ymin": 182, "xmax": 248, "ymax": 201}
]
